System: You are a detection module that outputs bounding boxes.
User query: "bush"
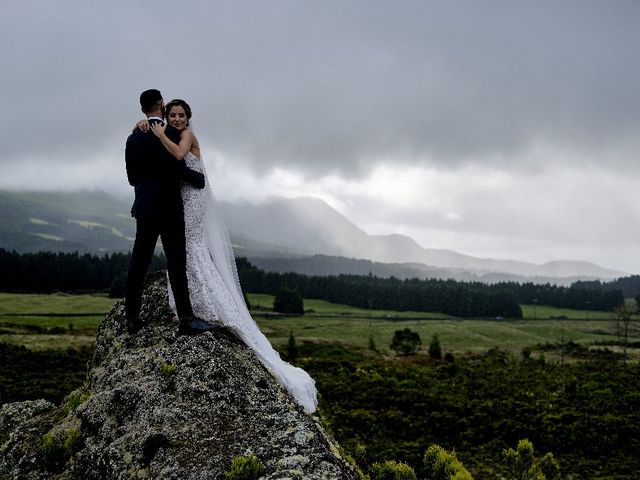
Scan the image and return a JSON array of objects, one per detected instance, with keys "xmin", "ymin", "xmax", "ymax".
[
  {"xmin": 370, "ymin": 460, "xmax": 417, "ymax": 480},
  {"xmin": 273, "ymin": 288, "xmax": 304, "ymax": 315},
  {"xmin": 63, "ymin": 389, "xmax": 91, "ymax": 413},
  {"xmin": 503, "ymin": 439, "xmax": 560, "ymax": 480},
  {"xmin": 42, "ymin": 432, "xmax": 66, "ymax": 470},
  {"xmin": 390, "ymin": 328, "xmax": 421, "ymax": 356},
  {"xmin": 287, "ymin": 331, "xmax": 298, "ymax": 362},
  {"xmin": 159, "ymin": 363, "xmax": 177, "ymax": 377},
  {"xmin": 429, "ymin": 334, "xmax": 442, "ymax": 359},
  {"xmin": 368, "ymin": 335, "xmax": 378, "ymax": 352},
  {"xmin": 224, "ymin": 453, "xmax": 265, "ymax": 480},
  {"xmin": 423, "ymin": 444, "xmax": 473, "ymax": 480},
  {"xmin": 63, "ymin": 428, "xmax": 82, "ymax": 456}
]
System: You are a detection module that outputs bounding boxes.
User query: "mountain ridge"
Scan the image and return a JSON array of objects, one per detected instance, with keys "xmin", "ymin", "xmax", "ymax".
[{"xmin": 0, "ymin": 189, "xmax": 626, "ymax": 280}]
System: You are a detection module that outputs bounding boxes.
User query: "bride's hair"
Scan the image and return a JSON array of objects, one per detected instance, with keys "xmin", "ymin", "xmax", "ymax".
[{"xmin": 165, "ymin": 99, "xmax": 192, "ymax": 126}]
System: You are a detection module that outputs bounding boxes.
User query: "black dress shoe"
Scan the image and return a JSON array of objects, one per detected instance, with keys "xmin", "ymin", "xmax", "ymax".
[{"xmin": 178, "ymin": 317, "xmax": 224, "ymax": 335}]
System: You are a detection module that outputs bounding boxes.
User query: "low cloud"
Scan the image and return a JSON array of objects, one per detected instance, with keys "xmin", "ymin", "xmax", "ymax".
[{"xmin": 1, "ymin": 1, "xmax": 639, "ymax": 177}]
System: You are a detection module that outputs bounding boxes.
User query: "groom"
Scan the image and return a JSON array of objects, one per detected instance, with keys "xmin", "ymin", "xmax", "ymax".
[{"xmin": 125, "ymin": 88, "xmax": 211, "ymax": 335}]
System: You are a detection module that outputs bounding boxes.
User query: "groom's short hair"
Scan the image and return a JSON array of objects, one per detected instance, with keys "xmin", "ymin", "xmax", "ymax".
[{"xmin": 140, "ymin": 89, "xmax": 163, "ymax": 114}]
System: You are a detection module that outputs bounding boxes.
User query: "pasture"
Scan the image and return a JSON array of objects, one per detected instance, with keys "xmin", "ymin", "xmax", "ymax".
[{"xmin": 1, "ymin": 292, "xmax": 638, "ymax": 359}]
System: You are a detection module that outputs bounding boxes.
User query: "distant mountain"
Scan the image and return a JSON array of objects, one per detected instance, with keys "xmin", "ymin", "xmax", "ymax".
[
  {"xmin": 0, "ymin": 190, "xmax": 626, "ymax": 281},
  {"xmin": 222, "ymin": 196, "xmax": 626, "ymax": 280},
  {"xmin": 248, "ymin": 255, "xmax": 617, "ymax": 286},
  {"xmin": 0, "ymin": 190, "xmax": 135, "ymax": 253}
]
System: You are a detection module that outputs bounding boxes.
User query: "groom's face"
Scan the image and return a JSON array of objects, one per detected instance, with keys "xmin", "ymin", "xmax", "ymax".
[{"xmin": 160, "ymin": 100, "xmax": 166, "ymax": 118}]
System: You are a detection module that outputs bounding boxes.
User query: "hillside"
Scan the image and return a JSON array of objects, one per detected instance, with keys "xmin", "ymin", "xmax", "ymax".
[
  {"xmin": 0, "ymin": 190, "xmax": 626, "ymax": 281},
  {"xmin": 0, "ymin": 190, "xmax": 135, "ymax": 253}
]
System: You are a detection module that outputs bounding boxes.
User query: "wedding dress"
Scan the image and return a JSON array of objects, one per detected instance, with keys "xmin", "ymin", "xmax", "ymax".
[{"xmin": 168, "ymin": 152, "xmax": 317, "ymax": 413}]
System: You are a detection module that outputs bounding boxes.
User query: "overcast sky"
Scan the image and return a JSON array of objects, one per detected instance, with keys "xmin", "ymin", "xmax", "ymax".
[{"xmin": 1, "ymin": 1, "xmax": 639, "ymax": 273}]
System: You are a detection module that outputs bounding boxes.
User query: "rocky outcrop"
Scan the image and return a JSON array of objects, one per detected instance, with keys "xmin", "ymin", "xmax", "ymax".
[{"xmin": 0, "ymin": 273, "xmax": 358, "ymax": 479}]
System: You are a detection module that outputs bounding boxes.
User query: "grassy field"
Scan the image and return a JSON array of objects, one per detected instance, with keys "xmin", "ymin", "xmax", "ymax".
[
  {"xmin": 0, "ymin": 292, "xmax": 115, "ymax": 315},
  {"xmin": 0, "ymin": 292, "xmax": 115, "ymax": 350},
  {"xmin": 255, "ymin": 315, "xmax": 640, "ymax": 357},
  {"xmin": 251, "ymin": 293, "xmax": 452, "ymax": 318},
  {"xmin": 2, "ymin": 292, "xmax": 639, "ymax": 357},
  {"xmin": 520, "ymin": 303, "xmax": 618, "ymax": 320}
]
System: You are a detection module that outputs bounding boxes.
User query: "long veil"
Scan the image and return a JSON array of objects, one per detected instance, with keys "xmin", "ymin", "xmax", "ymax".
[{"xmin": 197, "ymin": 160, "xmax": 318, "ymax": 413}]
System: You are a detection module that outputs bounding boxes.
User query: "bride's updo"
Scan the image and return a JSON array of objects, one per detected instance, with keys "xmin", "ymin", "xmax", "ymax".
[{"xmin": 165, "ymin": 99, "xmax": 192, "ymax": 125}]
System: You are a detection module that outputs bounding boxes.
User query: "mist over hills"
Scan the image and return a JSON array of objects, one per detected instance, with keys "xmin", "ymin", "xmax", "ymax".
[
  {"xmin": 223, "ymin": 196, "xmax": 625, "ymax": 281},
  {"xmin": 0, "ymin": 190, "xmax": 625, "ymax": 283}
]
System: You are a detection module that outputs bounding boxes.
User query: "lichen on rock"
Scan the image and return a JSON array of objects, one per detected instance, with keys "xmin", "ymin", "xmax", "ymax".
[{"xmin": 0, "ymin": 272, "xmax": 358, "ymax": 479}]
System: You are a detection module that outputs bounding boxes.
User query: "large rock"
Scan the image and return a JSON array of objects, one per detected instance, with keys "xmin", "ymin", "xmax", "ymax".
[{"xmin": 0, "ymin": 272, "xmax": 359, "ymax": 479}]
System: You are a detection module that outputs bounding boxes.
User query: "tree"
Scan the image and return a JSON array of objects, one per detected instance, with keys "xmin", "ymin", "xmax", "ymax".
[
  {"xmin": 423, "ymin": 444, "xmax": 473, "ymax": 480},
  {"xmin": 273, "ymin": 288, "xmax": 304, "ymax": 315},
  {"xmin": 503, "ymin": 439, "xmax": 560, "ymax": 480},
  {"xmin": 390, "ymin": 328, "xmax": 421, "ymax": 356},
  {"xmin": 613, "ymin": 305, "xmax": 634, "ymax": 363},
  {"xmin": 109, "ymin": 272, "xmax": 127, "ymax": 298},
  {"xmin": 429, "ymin": 334, "xmax": 442, "ymax": 360},
  {"xmin": 287, "ymin": 330, "xmax": 298, "ymax": 362},
  {"xmin": 369, "ymin": 460, "xmax": 417, "ymax": 480},
  {"xmin": 368, "ymin": 335, "xmax": 378, "ymax": 352}
]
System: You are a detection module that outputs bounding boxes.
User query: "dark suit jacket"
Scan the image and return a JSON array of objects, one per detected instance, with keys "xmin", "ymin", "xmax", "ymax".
[{"xmin": 125, "ymin": 119, "xmax": 205, "ymax": 220}]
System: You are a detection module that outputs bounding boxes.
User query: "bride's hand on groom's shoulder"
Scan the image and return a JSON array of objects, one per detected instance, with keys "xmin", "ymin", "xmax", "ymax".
[{"xmin": 150, "ymin": 122, "xmax": 166, "ymax": 138}]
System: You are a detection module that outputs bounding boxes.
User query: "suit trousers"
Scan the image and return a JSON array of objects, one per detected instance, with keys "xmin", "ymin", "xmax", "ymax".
[{"xmin": 125, "ymin": 208, "xmax": 193, "ymax": 321}]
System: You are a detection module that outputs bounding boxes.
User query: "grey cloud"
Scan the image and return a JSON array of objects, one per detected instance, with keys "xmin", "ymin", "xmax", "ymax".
[{"xmin": 1, "ymin": 1, "xmax": 639, "ymax": 177}]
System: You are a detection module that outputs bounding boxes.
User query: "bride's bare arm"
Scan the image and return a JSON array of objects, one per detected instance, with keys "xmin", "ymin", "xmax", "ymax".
[{"xmin": 150, "ymin": 123, "xmax": 194, "ymax": 160}]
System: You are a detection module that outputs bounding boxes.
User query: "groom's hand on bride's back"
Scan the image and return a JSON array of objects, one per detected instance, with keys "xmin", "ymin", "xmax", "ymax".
[{"xmin": 179, "ymin": 163, "xmax": 205, "ymax": 189}]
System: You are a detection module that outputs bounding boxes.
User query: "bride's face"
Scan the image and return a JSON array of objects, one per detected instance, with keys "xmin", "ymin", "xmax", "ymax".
[{"xmin": 167, "ymin": 106, "xmax": 188, "ymax": 131}]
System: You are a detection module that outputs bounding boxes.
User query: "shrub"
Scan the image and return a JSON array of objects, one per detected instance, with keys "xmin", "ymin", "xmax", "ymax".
[
  {"xmin": 368, "ymin": 335, "xmax": 378, "ymax": 352},
  {"xmin": 423, "ymin": 444, "xmax": 473, "ymax": 480},
  {"xmin": 42, "ymin": 432, "xmax": 66, "ymax": 469},
  {"xmin": 273, "ymin": 288, "xmax": 304, "ymax": 315},
  {"xmin": 354, "ymin": 443, "xmax": 368, "ymax": 466},
  {"xmin": 63, "ymin": 389, "xmax": 91, "ymax": 413},
  {"xmin": 159, "ymin": 363, "xmax": 177, "ymax": 377},
  {"xmin": 429, "ymin": 334, "xmax": 442, "ymax": 359},
  {"xmin": 63, "ymin": 428, "xmax": 82, "ymax": 456},
  {"xmin": 503, "ymin": 439, "xmax": 560, "ymax": 480},
  {"xmin": 287, "ymin": 331, "xmax": 298, "ymax": 362},
  {"xmin": 390, "ymin": 328, "xmax": 421, "ymax": 356},
  {"xmin": 224, "ymin": 453, "xmax": 265, "ymax": 480},
  {"xmin": 370, "ymin": 460, "xmax": 417, "ymax": 480}
]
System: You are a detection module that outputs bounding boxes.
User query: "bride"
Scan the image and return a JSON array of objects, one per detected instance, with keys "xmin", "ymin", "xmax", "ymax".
[{"xmin": 140, "ymin": 99, "xmax": 317, "ymax": 413}]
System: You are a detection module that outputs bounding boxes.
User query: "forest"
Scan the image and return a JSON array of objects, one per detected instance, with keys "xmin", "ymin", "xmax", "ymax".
[{"xmin": 0, "ymin": 249, "xmax": 627, "ymax": 318}]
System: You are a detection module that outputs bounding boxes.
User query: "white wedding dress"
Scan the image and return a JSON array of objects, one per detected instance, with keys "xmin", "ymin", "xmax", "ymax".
[{"xmin": 168, "ymin": 152, "xmax": 317, "ymax": 413}]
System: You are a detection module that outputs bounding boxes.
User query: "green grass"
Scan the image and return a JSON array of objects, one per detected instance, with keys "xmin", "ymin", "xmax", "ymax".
[
  {"xmin": 0, "ymin": 293, "xmax": 117, "ymax": 350},
  {"xmin": 2, "ymin": 292, "xmax": 639, "ymax": 358},
  {"xmin": 0, "ymin": 315, "xmax": 104, "ymax": 330},
  {"xmin": 0, "ymin": 292, "xmax": 116, "ymax": 315},
  {"xmin": 0, "ymin": 332, "xmax": 97, "ymax": 351},
  {"xmin": 520, "ymin": 304, "xmax": 616, "ymax": 320},
  {"xmin": 255, "ymin": 315, "xmax": 640, "ymax": 357},
  {"xmin": 248, "ymin": 293, "xmax": 450, "ymax": 319},
  {"xmin": 30, "ymin": 233, "xmax": 63, "ymax": 241}
]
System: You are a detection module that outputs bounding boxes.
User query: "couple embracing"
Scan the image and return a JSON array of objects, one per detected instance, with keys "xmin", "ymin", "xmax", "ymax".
[{"xmin": 124, "ymin": 89, "xmax": 317, "ymax": 413}]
